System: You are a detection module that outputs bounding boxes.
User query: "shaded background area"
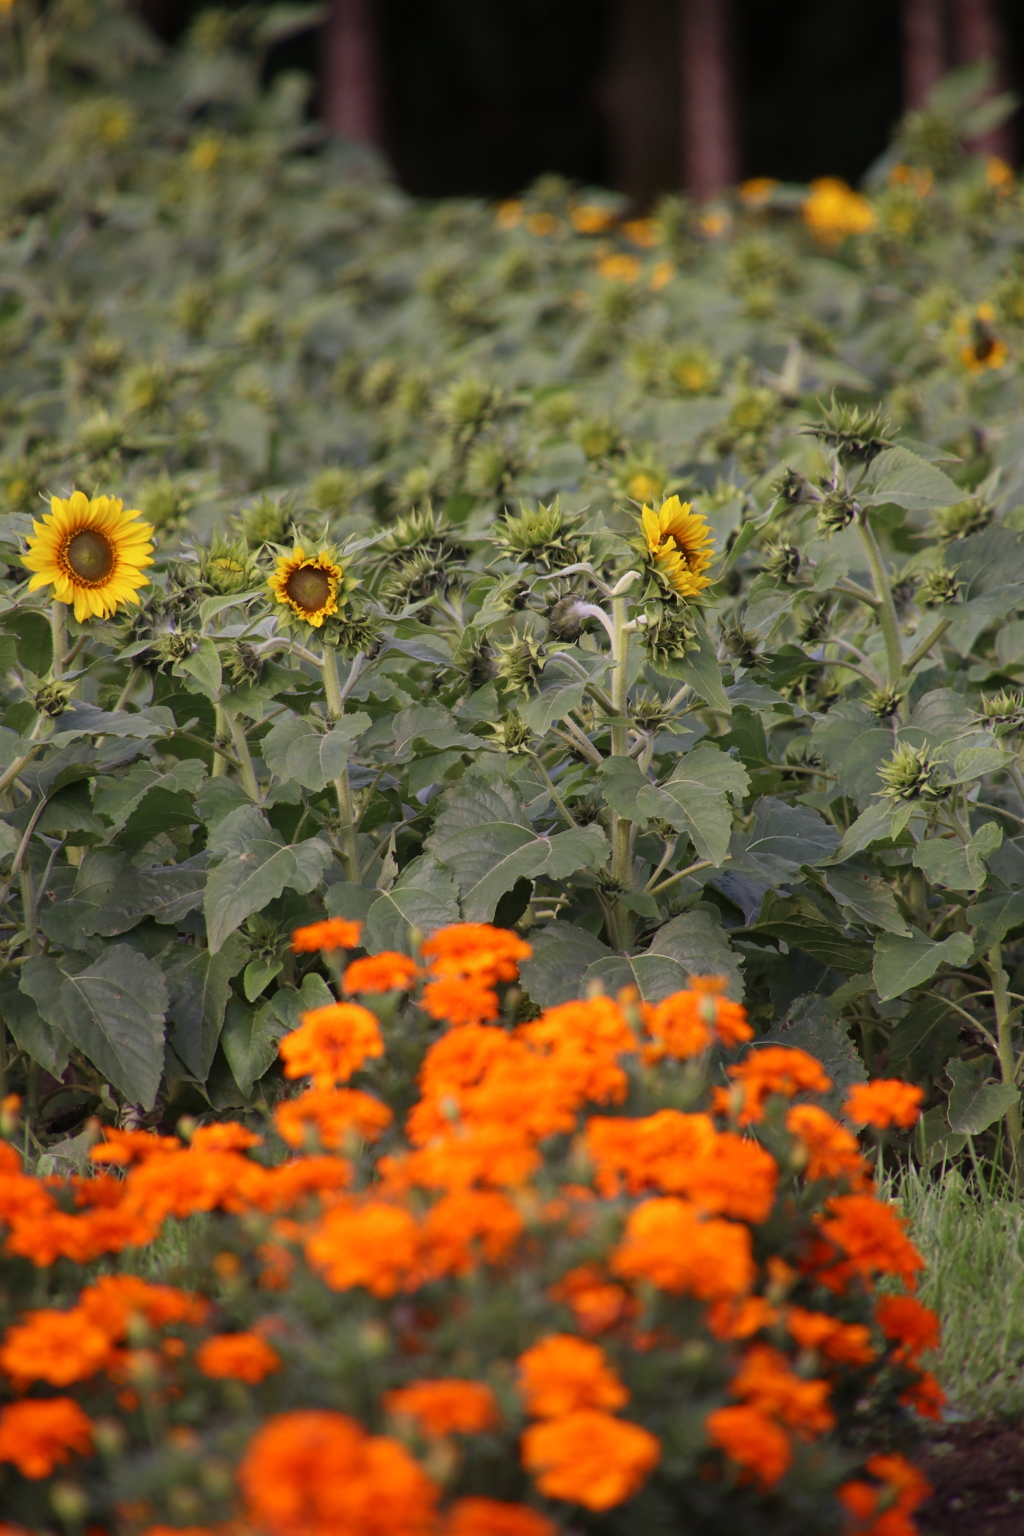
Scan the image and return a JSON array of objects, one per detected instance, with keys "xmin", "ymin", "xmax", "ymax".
[{"xmin": 139, "ymin": 0, "xmax": 1022, "ymax": 206}]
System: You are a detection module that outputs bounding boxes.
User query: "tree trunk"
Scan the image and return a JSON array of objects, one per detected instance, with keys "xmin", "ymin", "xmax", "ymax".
[
  {"xmin": 323, "ymin": 0, "xmax": 382, "ymax": 143},
  {"xmin": 952, "ymin": 0, "xmax": 1012, "ymax": 158},
  {"xmin": 603, "ymin": 0, "xmax": 679, "ymax": 209},
  {"xmin": 902, "ymin": 0, "xmax": 946, "ymax": 108},
  {"xmin": 680, "ymin": 0, "xmax": 738, "ymax": 200}
]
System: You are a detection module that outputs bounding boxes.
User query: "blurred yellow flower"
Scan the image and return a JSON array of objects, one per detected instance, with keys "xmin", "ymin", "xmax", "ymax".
[
  {"xmin": 956, "ymin": 303, "xmax": 1009, "ymax": 373},
  {"xmin": 190, "ymin": 136, "xmax": 223, "ymax": 173},
  {"xmin": 986, "ymin": 156, "xmax": 1014, "ymax": 193},
  {"xmin": 888, "ymin": 164, "xmax": 933, "ymax": 197},
  {"xmin": 597, "ymin": 253, "xmax": 641, "ymax": 284},
  {"xmin": 526, "ymin": 212, "xmax": 559, "ymax": 237},
  {"xmin": 495, "ymin": 200, "xmax": 523, "ymax": 232},
  {"xmin": 649, "ymin": 260, "xmax": 675, "ymax": 292},
  {"xmin": 697, "ymin": 209, "xmax": 731, "ymax": 238},
  {"xmin": 641, "ymin": 496, "xmax": 715, "ymax": 599},
  {"xmin": 802, "ymin": 178, "xmax": 876, "ymax": 245},
  {"xmin": 739, "ymin": 178, "xmax": 778, "ymax": 207},
  {"xmin": 622, "ymin": 218, "xmax": 657, "ymax": 248},
  {"xmin": 628, "ymin": 471, "xmax": 662, "ymax": 503},
  {"xmin": 570, "ymin": 204, "xmax": 615, "ymax": 234}
]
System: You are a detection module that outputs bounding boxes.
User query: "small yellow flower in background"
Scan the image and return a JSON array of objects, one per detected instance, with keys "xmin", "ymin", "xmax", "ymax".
[
  {"xmin": 697, "ymin": 208, "xmax": 731, "ymax": 238},
  {"xmin": 956, "ymin": 301, "xmax": 1010, "ymax": 373},
  {"xmin": 96, "ymin": 102, "xmax": 135, "ymax": 147},
  {"xmin": 802, "ymin": 178, "xmax": 876, "ymax": 245},
  {"xmin": 268, "ymin": 547, "xmax": 345, "ymax": 627},
  {"xmin": 570, "ymin": 203, "xmax": 615, "ymax": 234},
  {"xmin": 0, "ymin": 0, "xmax": 17, "ymax": 14},
  {"xmin": 495, "ymin": 199, "xmax": 523, "ymax": 232},
  {"xmin": 190, "ymin": 135, "xmax": 222, "ymax": 173},
  {"xmin": 622, "ymin": 217, "xmax": 657, "ymax": 248},
  {"xmin": 739, "ymin": 177, "xmax": 778, "ymax": 207},
  {"xmin": 597, "ymin": 253, "xmax": 641, "ymax": 284},
  {"xmin": 986, "ymin": 155, "xmax": 1014, "ymax": 192},
  {"xmin": 888, "ymin": 164, "xmax": 933, "ymax": 197},
  {"xmin": 23, "ymin": 492, "xmax": 154, "ymax": 622},
  {"xmin": 641, "ymin": 496, "xmax": 715, "ymax": 599},
  {"xmin": 627, "ymin": 470, "xmax": 662, "ymax": 503},
  {"xmin": 526, "ymin": 211, "xmax": 559, "ymax": 237},
  {"xmin": 649, "ymin": 260, "xmax": 675, "ymax": 292}
]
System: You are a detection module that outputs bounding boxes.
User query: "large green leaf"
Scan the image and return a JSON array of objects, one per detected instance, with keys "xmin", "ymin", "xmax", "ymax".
[
  {"xmin": 946, "ymin": 1058, "xmax": 1020, "ymax": 1135},
  {"xmin": 862, "ymin": 446, "xmax": 962, "ymax": 512},
  {"xmin": 93, "ymin": 758, "xmax": 207, "ymax": 832},
  {"xmin": 753, "ymin": 894, "xmax": 873, "ymax": 973},
  {"xmin": 261, "ymin": 712, "xmax": 371, "ymax": 790},
  {"xmin": 967, "ymin": 889, "xmax": 1024, "ymax": 952},
  {"xmin": 912, "ymin": 822, "xmax": 1002, "ymax": 892},
  {"xmin": 363, "ymin": 855, "xmax": 461, "ymax": 952},
  {"xmin": 646, "ymin": 909, "xmax": 744, "ymax": 997},
  {"xmin": 518, "ymin": 922, "xmax": 612, "ymax": 1007},
  {"xmin": 220, "ymin": 997, "xmax": 281, "ymax": 1098},
  {"xmin": 811, "ymin": 705, "xmax": 895, "ymax": 808},
  {"xmin": 3, "ymin": 971, "xmax": 70, "ymax": 1076},
  {"xmin": 823, "ymin": 862, "xmax": 910, "ymax": 935},
  {"xmin": 663, "ymin": 617, "xmax": 730, "ymax": 712},
  {"xmin": 887, "ymin": 996, "xmax": 961, "ymax": 1077},
  {"xmin": 872, "ymin": 927, "xmax": 974, "ymax": 1001},
  {"xmin": 582, "ymin": 952, "xmax": 690, "ymax": 1002},
  {"xmin": 204, "ymin": 805, "xmax": 332, "ymax": 952},
  {"xmin": 39, "ymin": 850, "xmax": 208, "ymax": 947},
  {"xmin": 165, "ymin": 934, "xmax": 245, "ymax": 1080},
  {"xmin": 731, "ymin": 798, "xmax": 839, "ymax": 882},
  {"xmin": 634, "ymin": 744, "xmax": 750, "ymax": 866}
]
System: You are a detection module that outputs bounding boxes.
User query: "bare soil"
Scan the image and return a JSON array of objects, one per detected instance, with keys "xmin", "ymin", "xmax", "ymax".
[{"xmin": 916, "ymin": 1421, "xmax": 1024, "ymax": 1536}]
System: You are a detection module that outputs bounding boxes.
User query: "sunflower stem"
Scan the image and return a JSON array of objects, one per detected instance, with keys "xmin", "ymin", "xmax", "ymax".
[
  {"xmin": 856, "ymin": 513, "xmax": 903, "ymax": 685},
  {"xmin": 50, "ymin": 600, "xmax": 68, "ymax": 680},
  {"xmin": 226, "ymin": 709, "xmax": 260, "ymax": 801},
  {"xmin": 321, "ymin": 645, "xmax": 360, "ymax": 882},
  {"xmin": 607, "ymin": 592, "xmax": 635, "ymax": 952},
  {"xmin": 211, "ymin": 705, "xmax": 233, "ymax": 778},
  {"xmin": 112, "ymin": 666, "xmax": 141, "ymax": 713},
  {"xmin": 986, "ymin": 943, "xmax": 1022, "ymax": 1184}
]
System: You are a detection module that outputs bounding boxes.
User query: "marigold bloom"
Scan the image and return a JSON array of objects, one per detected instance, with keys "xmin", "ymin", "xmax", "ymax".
[
  {"xmin": 785, "ymin": 1307, "xmax": 875, "ymax": 1368},
  {"xmin": 78, "ymin": 1275, "xmax": 208, "ymax": 1337},
  {"xmin": 279, "ymin": 1002, "xmax": 383, "ymax": 1087},
  {"xmin": 0, "ymin": 1307, "xmax": 111, "ymax": 1386},
  {"xmin": 640, "ymin": 496, "xmax": 715, "ymax": 598},
  {"xmin": 420, "ymin": 1189, "xmax": 524, "ymax": 1278},
  {"xmin": 383, "ymin": 1379, "xmax": 498, "ymax": 1437},
  {"xmin": 611, "ymin": 1198, "xmax": 754, "ymax": 1298},
  {"xmin": 548, "ymin": 1265, "xmax": 633, "ymax": 1335},
  {"xmin": 874, "ymin": 1294, "xmax": 940, "ymax": 1364},
  {"xmin": 899, "ymin": 1368, "xmax": 945, "ymax": 1421},
  {"xmin": 585, "ymin": 1111, "xmax": 777, "ymax": 1222},
  {"xmin": 597, "ymin": 253, "xmax": 641, "ymax": 283},
  {"xmin": 521, "ymin": 1409, "xmax": 660, "ymax": 1510},
  {"xmin": 517, "ymin": 1334, "xmax": 628, "ymax": 1419},
  {"xmin": 399, "ymin": 1122, "xmax": 540, "ymax": 1191},
  {"xmin": 421, "ymin": 924, "xmax": 532, "ymax": 985},
  {"xmin": 706, "ymin": 1295, "xmax": 779, "ymax": 1341},
  {"xmin": 291, "ymin": 917, "xmax": 363, "ymax": 953},
  {"xmin": 421, "ymin": 978, "xmax": 500, "ymax": 1027},
  {"xmin": 839, "ymin": 1452, "xmax": 931, "ymax": 1536},
  {"xmin": 843, "ymin": 1080, "xmax": 924, "ymax": 1130},
  {"xmin": 90, "ymin": 1127, "xmax": 182, "ymax": 1165},
  {"xmin": 706, "ymin": 1404, "xmax": 791, "ymax": 1489},
  {"xmin": 646, "ymin": 979, "xmax": 751, "ymax": 1058},
  {"xmin": 729, "ymin": 1344, "xmax": 834, "ymax": 1437},
  {"xmin": 820, "ymin": 1195, "xmax": 925, "ymax": 1291},
  {"xmin": 0, "ymin": 1397, "xmax": 93, "ymax": 1478},
  {"xmin": 195, "ymin": 1331, "xmax": 282, "ymax": 1384},
  {"xmin": 305, "ymin": 1200, "xmax": 420, "ymax": 1296},
  {"xmin": 344, "ymin": 952, "xmax": 420, "ymax": 994},
  {"xmin": 727, "ymin": 1046, "xmax": 833, "ymax": 1123},
  {"xmin": 190, "ymin": 1122, "xmax": 262, "ymax": 1153},
  {"xmin": 786, "ymin": 1104, "xmax": 867, "ymax": 1183},
  {"xmin": 238, "ymin": 1410, "xmax": 438, "ymax": 1536},
  {"xmin": 274, "ymin": 1087, "xmax": 392, "ymax": 1150},
  {"xmin": 739, "ymin": 176, "xmax": 779, "ymax": 207},
  {"xmin": 443, "ymin": 1498, "xmax": 556, "ymax": 1536}
]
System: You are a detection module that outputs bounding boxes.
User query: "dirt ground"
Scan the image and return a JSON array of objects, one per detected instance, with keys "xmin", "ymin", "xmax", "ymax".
[{"xmin": 916, "ymin": 1421, "xmax": 1024, "ymax": 1536}]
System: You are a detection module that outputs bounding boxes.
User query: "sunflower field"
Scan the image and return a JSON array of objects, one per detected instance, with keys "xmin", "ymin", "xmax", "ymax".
[{"xmin": 0, "ymin": 0, "xmax": 1022, "ymax": 1530}]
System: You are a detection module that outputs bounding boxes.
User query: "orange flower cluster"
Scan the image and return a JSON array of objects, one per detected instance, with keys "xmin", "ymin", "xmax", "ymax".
[
  {"xmin": 344, "ymin": 951, "xmax": 420, "ymax": 994},
  {"xmin": 644, "ymin": 976, "xmax": 752, "ymax": 1060},
  {"xmin": 586, "ymin": 1110, "xmax": 777, "ymax": 1221},
  {"xmin": 417, "ymin": 923, "xmax": 533, "ymax": 1027},
  {"xmin": 0, "ymin": 1397, "xmax": 92, "ymax": 1478},
  {"xmin": 273, "ymin": 1086, "xmax": 392, "ymax": 1151},
  {"xmin": 195, "ymin": 1331, "xmax": 281, "ymax": 1384},
  {"xmin": 819, "ymin": 1195, "xmax": 926, "ymax": 1293},
  {"xmin": 291, "ymin": 917, "xmax": 363, "ymax": 952},
  {"xmin": 838, "ymin": 1453, "xmax": 932, "ymax": 1536},
  {"xmin": 278, "ymin": 1002, "xmax": 384, "ymax": 1087},
  {"xmin": 843, "ymin": 1080, "xmax": 925, "ymax": 1130},
  {"xmin": 707, "ymin": 1342, "xmax": 835, "ymax": 1490},
  {"xmin": 517, "ymin": 1334, "xmax": 628, "ymax": 1417},
  {"xmin": 726, "ymin": 1047, "xmax": 833, "ymax": 1124},
  {"xmin": 383, "ymin": 1379, "xmax": 498, "ymax": 1437},
  {"xmin": 786, "ymin": 1105, "xmax": 868, "ymax": 1184},
  {"xmin": 611, "ymin": 1197, "xmax": 755, "ymax": 1299}
]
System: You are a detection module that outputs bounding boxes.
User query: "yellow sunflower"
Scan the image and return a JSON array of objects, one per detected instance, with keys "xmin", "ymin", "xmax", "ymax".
[
  {"xmin": 641, "ymin": 496, "xmax": 715, "ymax": 599},
  {"xmin": 268, "ymin": 547, "xmax": 345, "ymax": 628},
  {"xmin": 22, "ymin": 491, "xmax": 154, "ymax": 622}
]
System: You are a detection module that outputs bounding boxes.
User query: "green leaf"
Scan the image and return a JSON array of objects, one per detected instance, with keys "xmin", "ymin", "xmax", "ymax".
[
  {"xmin": 220, "ymin": 997, "xmax": 279, "ymax": 1098},
  {"xmin": 887, "ymin": 996, "xmax": 961, "ymax": 1077},
  {"xmin": 165, "ymin": 935, "xmax": 245, "ymax": 1079},
  {"xmin": 390, "ymin": 705, "xmax": 480, "ymax": 758},
  {"xmin": 764, "ymin": 995, "xmax": 866, "ymax": 1110},
  {"xmin": 598, "ymin": 757, "xmax": 651, "ymax": 821},
  {"xmin": 753, "ymin": 893, "xmax": 873, "ymax": 973},
  {"xmin": 518, "ymin": 922, "xmax": 612, "ymax": 1007},
  {"xmin": 660, "ymin": 616, "xmax": 730, "ymax": 712},
  {"xmin": 732, "ymin": 798, "xmax": 839, "ymax": 881},
  {"xmin": 243, "ymin": 957, "xmax": 283, "ymax": 1002},
  {"xmin": 267, "ymin": 972, "xmax": 336, "ymax": 1034},
  {"xmin": 946, "ymin": 1057, "xmax": 1020, "ymax": 1135},
  {"xmin": 519, "ymin": 668, "xmax": 589, "ymax": 733},
  {"xmin": 119, "ymin": 788, "xmax": 199, "ymax": 848},
  {"xmin": 862, "ymin": 446, "xmax": 962, "ymax": 512},
  {"xmin": 177, "ymin": 637, "xmax": 222, "ymax": 700},
  {"xmin": 967, "ymin": 889, "xmax": 1024, "ymax": 952},
  {"xmin": 3, "ymin": 971, "xmax": 70, "ymax": 1076},
  {"xmin": 58, "ymin": 946, "xmax": 168, "ymax": 1108},
  {"xmin": 822, "ymin": 863, "xmax": 911, "ymax": 935},
  {"xmin": 262, "ymin": 713, "xmax": 371, "ymax": 790},
  {"xmin": 831, "ymin": 801, "xmax": 902, "ymax": 862},
  {"xmin": 873, "ymin": 927, "xmax": 974, "ymax": 1001},
  {"xmin": 39, "ymin": 851, "xmax": 208, "ymax": 946},
  {"xmin": 646, "ymin": 909, "xmax": 744, "ymax": 997},
  {"xmin": 93, "ymin": 759, "xmax": 207, "ymax": 832},
  {"xmin": 363, "ymin": 855, "xmax": 461, "ymax": 953},
  {"xmin": 912, "ymin": 821, "xmax": 1002, "ymax": 892},
  {"xmin": 1, "ymin": 609, "xmax": 52, "ymax": 675},
  {"xmin": 582, "ymin": 952, "xmax": 690, "ymax": 1001},
  {"xmin": 204, "ymin": 805, "xmax": 331, "ymax": 952},
  {"xmin": 635, "ymin": 744, "xmax": 750, "ymax": 866},
  {"xmin": 811, "ymin": 705, "xmax": 895, "ymax": 809}
]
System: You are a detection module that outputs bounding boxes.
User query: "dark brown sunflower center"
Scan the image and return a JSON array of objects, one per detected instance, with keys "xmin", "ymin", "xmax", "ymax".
[
  {"xmin": 975, "ymin": 336, "xmax": 995, "ymax": 361},
  {"xmin": 285, "ymin": 564, "xmax": 331, "ymax": 613},
  {"xmin": 65, "ymin": 528, "xmax": 115, "ymax": 582}
]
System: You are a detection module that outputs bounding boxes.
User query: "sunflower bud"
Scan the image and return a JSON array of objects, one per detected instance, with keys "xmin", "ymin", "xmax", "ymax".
[
  {"xmin": 640, "ymin": 602, "xmax": 699, "ymax": 669},
  {"xmin": 226, "ymin": 641, "xmax": 263, "ymax": 687},
  {"xmin": 865, "ymin": 684, "xmax": 902, "ymax": 720},
  {"xmin": 491, "ymin": 710, "xmax": 534, "ymax": 754},
  {"xmin": 762, "ymin": 539, "xmax": 801, "ymax": 582},
  {"xmin": 877, "ymin": 743, "xmax": 950, "ymax": 802},
  {"xmin": 934, "ymin": 499, "xmax": 992, "ymax": 541},
  {"xmin": 495, "ymin": 498, "xmax": 588, "ymax": 572},
  {"xmin": 200, "ymin": 533, "xmax": 259, "ymax": 596},
  {"xmin": 721, "ymin": 623, "xmax": 760, "ymax": 669},
  {"xmin": 976, "ymin": 689, "xmax": 1024, "ymax": 736},
  {"xmin": 495, "ymin": 634, "xmax": 545, "ymax": 694},
  {"xmin": 918, "ymin": 566, "xmax": 961, "ymax": 607},
  {"xmin": 803, "ymin": 397, "xmax": 893, "ymax": 465},
  {"xmin": 816, "ymin": 491, "xmax": 858, "ymax": 538},
  {"xmin": 33, "ymin": 680, "xmax": 72, "ymax": 717},
  {"xmin": 772, "ymin": 466, "xmax": 813, "ymax": 506},
  {"xmin": 547, "ymin": 594, "xmax": 584, "ymax": 642}
]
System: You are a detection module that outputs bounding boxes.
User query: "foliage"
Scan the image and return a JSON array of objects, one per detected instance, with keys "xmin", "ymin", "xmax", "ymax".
[
  {"xmin": 0, "ymin": 924, "xmax": 939, "ymax": 1535},
  {"xmin": 0, "ymin": 1, "xmax": 1023, "ymax": 1174}
]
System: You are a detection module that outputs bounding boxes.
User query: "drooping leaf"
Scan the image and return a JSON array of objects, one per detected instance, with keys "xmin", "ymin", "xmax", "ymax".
[
  {"xmin": 646, "ymin": 909, "xmax": 744, "ymax": 997},
  {"xmin": 872, "ymin": 927, "xmax": 974, "ymax": 1001},
  {"xmin": 220, "ymin": 997, "xmax": 280, "ymax": 1098},
  {"xmin": 946, "ymin": 1057, "xmax": 1020, "ymax": 1135},
  {"xmin": 912, "ymin": 822, "xmax": 1002, "ymax": 892},
  {"xmin": 635, "ymin": 744, "xmax": 749, "ymax": 867},
  {"xmin": 862, "ymin": 446, "xmax": 962, "ymax": 512},
  {"xmin": 518, "ymin": 922, "xmax": 612, "ymax": 1007},
  {"xmin": 731, "ymin": 798, "xmax": 840, "ymax": 882},
  {"xmin": 58, "ymin": 945, "xmax": 168, "ymax": 1109},
  {"xmin": 261, "ymin": 713, "xmax": 371, "ymax": 790},
  {"xmin": 204, "ymin": 805, "xmax": 331, "ymax": 952},
  {"xmin": 823, "ymin": 862, "xmax": 911, "ymax": 935},
  {"xmin": 165, "ymin": 934, "xmax": 246, "ymax": 1080},
  {"xmin": 752, "ymin": 893, "xmax": 873, "ymax": 973},
  {"xmin": 581, "ymin": 952, "xmax": 690, "ymax": 1002},
  {"xmin": 3, "ymin": 971, "xmax": 70, "ymax": 1076},
  {"xmin": 363, "ymin": 855, "xmax": 462, "ymax": 952},
  {"xmin": 967, "ymin": 888, "xmax": 1024, "ymax": 952}
]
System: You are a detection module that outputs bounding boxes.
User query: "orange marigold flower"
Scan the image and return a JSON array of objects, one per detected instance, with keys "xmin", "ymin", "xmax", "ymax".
[
  {"xmin": 706, "ymin": 1404, "xmax": 791, "ymax": 1489},
  {"xmin": 611, "ymin": 1197, "xmax": 754, "ymax": 1299},
  {"xmin": 279, "ymin": 1002, "xmax": 384, "ymax": 1087},
  {"xmin": 0, "ymin": 1307, "xmax": 111, "ymax": 1386},
  {"xmin": 344, "ymin": 952, "xmax": 420, "ymax": 994},
  {"xmin": 820, "ymin": 1195, "xmax": 925, "ymax": 1291},
  {"xmin": 729, "ymin": 1344, "xmax": 834, "ymax": 1437},
  {"xmin": 305, "ymin": 1200, "xmax": 420, "ymax": 1296},
  {"xmin": 79, "ymin": 1275, "xmax": 208, "ymax": 1337},
  {"xmin": 0, "ymin": 1397, "xmax": 93, "ymax": 1479},
  {"xmin": 274, "ymin": 1087, "xmax": 392, "ymax": 1150},
  {"xmin": 189, "ymin": 1122, "xmax": 262, "ymax": 1153},
  {"xmin": 786, "ymin": 1104, "xmax": 867, "ymax": 1183},
  {"xmin": 839, "ymin": 1451, "xmax": 932, "ymax": 1536},
  {"xmin": 518, "ymin": 996, "xmax": 633, "ymax": 1108},
  {"xmin": 843, "ymin": 1080, "xmax": 924, "ymax": 1130},
  {"xmin": 520, "ymin": 1409, "xmax": 660, "ymax": 1510},
  {"xmin": 90, "ymin": 1127, "xmax": 182, "ymax": 1165},
  {"xmin": 899, "ymin": 1368, "xmax": 945, "ymax": 1421},
  {"xmin": 443, "ymin": 1497, "xmax": 556, "ymax": 1536},
  {"xmin": 548, "ymin": 1265, "xmax": 633, "ymax": 1336},
  {"xmin": 421, "ymin": 924, "xmax": 532, "ymax": 985},
  {"xmin": 706, "ymin": 1296, "xmax": 779, "ymax": 1341},
  {"xmin": 646, "ymin": 979, "xmax": 752, "ymax": 1059},
  {"xmin": 584, "ymin": 1112, "xmax": 777, "ymax": 1222},
  {"xmin": 421, "ymin": 978, "xmax": 500, "ymax": 1027},
  {"xmin": 241, "ymin": 1153, "xmax": 352, "ymax": 1213},
  {"xmin": 874, "ymin": 1294, "xmax": 940, "ymax": 1364},
  {"xmin": 517, "ymin": 1334, "xmax": 628, "ymax": 1419},
  {"xmin": 399, "ymin": 1123, "xmax": 540, "ymax": 1192},
  {"xmin": 383, "ymin": 1379, "xmax": 498, "ymax": 1437},
  {"xmin": 727, "ymin": 1046, "xmax": 832, "ymax": 1123},
  {"xmin": 291, "ymin": 917, "xmax": 363, "ymax": 953},
  {"xmin": 420, "ymin": 1189, "xmax": 524, "ymax": 1278},
  {"xmin": 238, "ymin": 1410, "xmax": 438, "ymax": 1536},
  {"xmin": 195, "ymin": 1331, "xmax": 282, "ymax": 1384},
  {"xmin": 141, "ymin": 1529, "xmax": 218, "ymax": 1536},
  {"xmin": 785, "ymin": 1306, "xmax": 876, "ymax": 1368}
]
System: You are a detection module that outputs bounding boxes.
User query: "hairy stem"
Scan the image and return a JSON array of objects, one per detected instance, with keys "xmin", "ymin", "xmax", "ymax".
[
  {"xmin": 321, "ymin": 645, "xmax": 360, "ymax": 882},
  {"xmin": 226, "ymin": 710, "xmax": 260, "ymax": 801},
  {"xmin": 50, "ymin": 600, "xmax": 67, "ymax": 680},
  {"xmin": 606, "ymin": 593, "xmax": 634, "ymax": 952},
  {"xmin": 856, "ymin": 513, "xmax": 903, "ymax": 685}
]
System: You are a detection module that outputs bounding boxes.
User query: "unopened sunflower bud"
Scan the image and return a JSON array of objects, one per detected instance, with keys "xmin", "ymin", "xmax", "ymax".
[
  {"xmin": 977, "ymin": 688, "xmax": 1024, "ymax": 736},
  {"xmin": 33, "ymin": 680, "xmax": 72, "ymax": 717},
  {"xmin": 816, "ymin": 491, "xmax": 858, "ymax": 538},
  {"xmin": 547, "ymin": 595, "xmax": 584, "ymax": 641},
  {"xmin": 918, "ymin": 566, "xmax": 961, "ymax": 607},
  {"xmin": 495, "ymin": 634, "xmax": 545, "ymax": 693},
  {"xmin": 762, "ymin": 539, "xmax": 801, "ymax": 582},
  {"xmin": 934, "ymin": 499, "xmax": 992, "ymax": 541},
  {"xmin": 772, "ymin": 466, "xmax": 812, "ymax": 505},
  {"xmin": 877, "ymin": 742, "xmax": 950, "ymax": 802},
  {"xmin": 865, "ymin": 684, "xmax": 902, "ymax": 720}
]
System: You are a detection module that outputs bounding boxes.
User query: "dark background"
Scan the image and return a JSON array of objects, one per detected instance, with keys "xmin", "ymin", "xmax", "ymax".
[{"xmin": 142, "ymin": 1, "xmax": 1023, "ymax": 200}]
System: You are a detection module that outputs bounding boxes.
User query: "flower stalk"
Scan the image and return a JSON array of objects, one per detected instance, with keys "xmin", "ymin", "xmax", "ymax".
[
  {"xmin": 855, "ymin": 513, "xmax": 903, "ymax": 685},
  {"xmin": 321, "ymin": 645, "xmax": 360, "ymax": 882}
]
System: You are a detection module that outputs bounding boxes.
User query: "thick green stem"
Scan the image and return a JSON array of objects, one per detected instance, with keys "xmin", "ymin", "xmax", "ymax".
[
  {"xmin": 856, "ymin": 513, "xmax": 903, "ymax": 685},
  {"xmin": 987, "ymin": 942, "xmax": 1022, "ymax": 1179},
  {"xmin": 113, "ymin": 665, "xmax": 141, "ymax": 713},
  {"xmin": 321, "ymin": 646, "xmax": 360, "ymax": 882},
  {"xmin": 904, "ymin": 615, "xmax": 953, "ymax": 675},
  {"xmin": 606, "ymin": 594, "xmax": 634, "ymax": 951},
  {"xmin": 50, "ymin": 600, "xmax": 67, "ymax": 680},
  {"xmin": 212, "ymin": 704, "xmax": 232, "ymax": 778},
  {"xmin": 226, "ymin": 710, "xmax": 260, "ymax": 802}
]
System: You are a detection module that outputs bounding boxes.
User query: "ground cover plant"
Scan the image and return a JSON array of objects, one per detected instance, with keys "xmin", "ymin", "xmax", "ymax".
[{"xmin": 0, "ymin": 921, "xmax": 943, "ymax": 1535}]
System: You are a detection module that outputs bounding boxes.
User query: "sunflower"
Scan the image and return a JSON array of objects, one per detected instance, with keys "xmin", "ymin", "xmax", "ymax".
[
  {"xmin": 22, "ymin": 492, "xmax": 154, "ymax": 622},
  {"xmin": 268, "ymin": 547, "xmax": 346, "ymax": 628},
  {"xmin": 641, "ymin": 496, "xmax": 715, "ymax": 599}
]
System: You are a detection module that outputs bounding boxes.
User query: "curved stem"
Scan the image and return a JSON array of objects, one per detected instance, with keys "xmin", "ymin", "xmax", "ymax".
[
  {"xmin": 50, "ymin": 600, "xmax": 67, "ymax": 680},
  {"xmin": 987, "ymin": 942, "xmax": 1022, "ymax": 1181},
  {"xmin": 321, "ymin": 646, "xmax": 360, "ymax": 882},
  {"xmin": 650, "ymin": 858, "xmax": 714, "ymax": 897},
  {"xmin": 904, "ymin": 615, "xmax": 952, "ymax": 674},
  {"xmin": 856, "ymin": 514, "xmax": 903, "ymax": 684},
  {"xmin": 113, "ymin": 666, "xmax": 141, "ymax": 713},
  {"xmin": 226, "ymin": 710, "xmax": 260, "ymax": 801}
]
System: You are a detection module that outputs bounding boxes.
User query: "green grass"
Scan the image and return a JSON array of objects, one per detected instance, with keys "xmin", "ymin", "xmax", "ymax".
[{"xmin": 894, "ymin": 1162, "xmax": 1024, "ymax": 1422}]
